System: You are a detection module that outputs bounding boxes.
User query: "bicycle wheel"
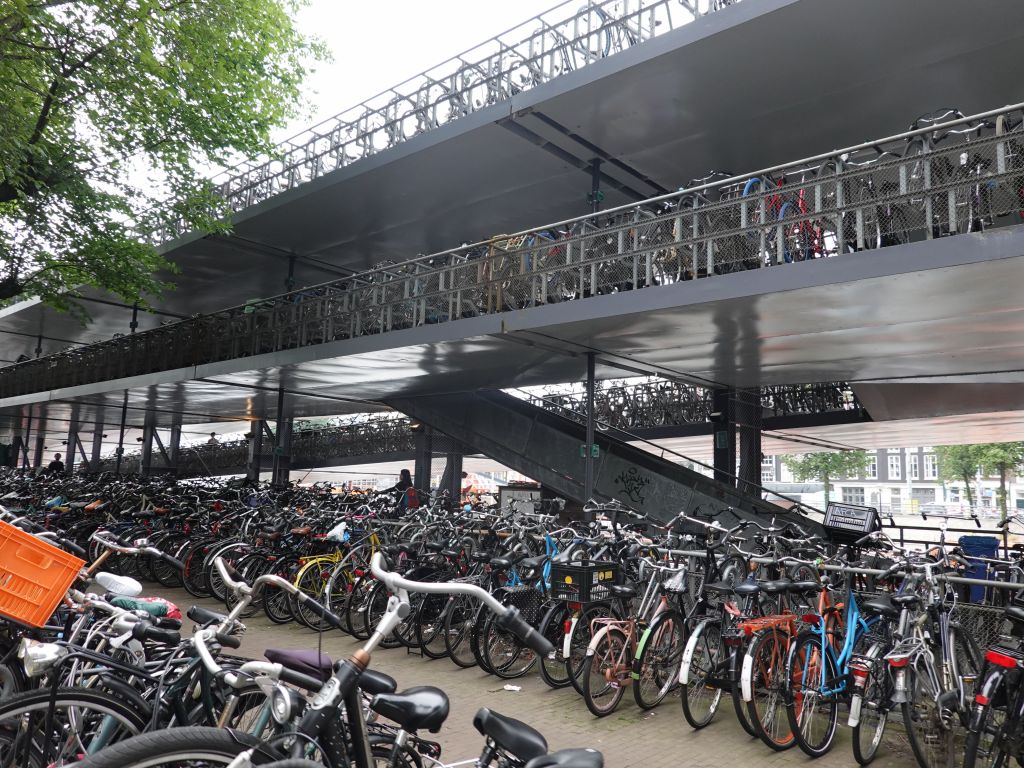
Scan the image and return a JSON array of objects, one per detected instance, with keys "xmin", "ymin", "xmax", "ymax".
[
  {"xmin": 729, "ymin": 640, "xmax": 759, "ymax": 738},
  {"xmin": 902, "ymin": 659, "xmax": 953, "ymax": 768},
  {"xmin": 567, "ymin": 603, "xmax": 612, "ymax": 695},
  {"xmin": 538, "ymin": 602, "xmax": 572, "ymax": 689},
  {"xmin": 444, "ymin": 594, "xmax": 478, "ymax": 668},
  {"xmin": 582, "ymin": 626, "xmax": 629, "ymax": 717},
  {"xmin": 481, "ymin": 613, "xmax": 537, "ymax": 679},
  {"xmin": 364, "ymin": 581, "xmax": 400, "ymax": 649},
  {"xmin": 680, "ymin": 619, "xmax": 724, "ymax": 729},
  {"xmin": 262, "ymin": 556, "xmax": 301, "ymax": 624},
  {"xmin": 786, "ymin": 630, "xmax": 839, "ymax": 757},
  {"xmin": 290, "ymin": 559, "xmax": 334, "ymax": 631},
  {"xmin": 0, "ymin": 687, "xmax": 147, "ymax": 767},
  {"xmin": 345, "ymin": 573, "xmax": 376, "ymax": 638},
  {"xmin": 73, "ymin": 726, "xmax": 279, "ymax": 767},
  {"xmin": 418, "ymin": 594, "xmax": 451, "ymax": 659},
  {"xmin": 633, "ymin": 609, "xmax": 684, "ymax": 710},
  {"xmin": 952, "ymin": 624, "xmax": 983, "ymax": 703},
  {"xmin": 851, "ymin": 643, "xmax": 891, "ymax": 766},
  {"xmin": 963, "ymin": 678, "xmax": 1011, "ymax": 768},
  {"xmin": 745, "ymin": 629, "xmax": 795, "ymax": 750}
]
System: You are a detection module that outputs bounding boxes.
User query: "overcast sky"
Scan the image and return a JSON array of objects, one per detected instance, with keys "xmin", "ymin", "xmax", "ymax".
[{"xmin": 276, "ymin": 0, "xmax": 562, "ymax": 140}]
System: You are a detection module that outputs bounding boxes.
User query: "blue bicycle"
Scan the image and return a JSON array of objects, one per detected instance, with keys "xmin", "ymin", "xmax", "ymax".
[{"xmin": 783, "ymin": 571, "xmax": 881, "ymax": 757}]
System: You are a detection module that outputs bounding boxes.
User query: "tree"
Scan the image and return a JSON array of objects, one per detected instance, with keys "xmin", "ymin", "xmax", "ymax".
[
  {"xmin": 935, "ymin": 444, "xmax": 984, "ymax": 509},
  {"xmin": 781, "ymin": 450, "xmax": 871, "ymax": 507},
  {"xmin": 978, "ymin": 442, "xmax": 1024, "ymax": 523},
  {"xmin": 0, "ymin": 0, "xmax": 325, "ymax": 316}
]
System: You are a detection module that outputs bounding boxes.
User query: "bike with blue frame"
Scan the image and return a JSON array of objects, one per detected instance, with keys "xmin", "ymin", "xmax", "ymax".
[{"xmin": 782, "ymin": 555, "xmax": 884, "ymax": 758}]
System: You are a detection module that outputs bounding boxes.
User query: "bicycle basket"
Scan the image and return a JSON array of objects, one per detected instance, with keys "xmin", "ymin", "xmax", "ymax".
[
  {"xmin": 549, "ymin": 560, "xmax": 619, "ymax": 604},
  {"xmin": 500, "ymin": 584, "xmax": 544, "ymax": 625},
  {"xmin": 0, "ymin": 521, "xmax": 84, "ymax": 628}
]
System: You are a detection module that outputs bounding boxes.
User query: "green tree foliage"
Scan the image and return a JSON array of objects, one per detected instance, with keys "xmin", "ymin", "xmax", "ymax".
[
  {"xmin": 978, "ymin": 442, "xmax": 1024, "ymax": 522},
  {"xmin": 0, "ymin": 0, "xmax": 325, "ymax": 315},
  {"xmin": 934, "ymin": 444, "xmax": 984, "ymax": 509},
  {"xmin": 781, "ymin": 450, "xmax": 871, "ymax": 507}
]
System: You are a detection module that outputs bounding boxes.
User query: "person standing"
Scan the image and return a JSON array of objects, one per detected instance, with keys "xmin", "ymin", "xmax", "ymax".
[
  {"xmin": 207, "ymin": 432, "xmax": 219, "ymax": 445},
  {"xmin": 391, "ymin": 468, "xmax": 420, "ymax": 509},
  {"xmin": 47, "ymin": 453, "xmax": 65, "ymax": 475}
]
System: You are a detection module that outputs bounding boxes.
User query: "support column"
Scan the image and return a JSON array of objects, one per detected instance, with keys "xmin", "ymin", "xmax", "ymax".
[
  {"xmin": 246, "ymin": 420, "xmax": 265, "ymax": 481},
  {"xmin": 22, "ymin": 409, "xmax": 33, "ymax": 469},
  {"xmin": 711, "ymin": 387, "xmax": 736, "ymax": 487},
  {"xmin": 114, "ymin": 391, "xmax": 129, "ymax": 476},
  {"xmin": 583, "ymin": 352, "xmax": 596, "ymax": 518},
  {"xmin": 271, "ymin": 418, "xmax": 292, "ymax": 488},
  {"xmin": 90, "ymin": 420, "xmax": 105, "ymax": 472},
  {"xmin": 140, "ymin": 412, "xmax": 156, "ymax": 476},
  {"xmin": 65, "ymin": 417, "xmax": 86, "ymax": 475},
  {"xmin": 440, "ymin": 452, "xmax": 464, "ymax": 506},
  {"xmin": 32, "ymin": 418, "xmax": 46, "ymax": 469},
  {"xmin": 413, "ymin": 426, "xmax": 433, "ymax": 491},
  {"xmin": 167, "ymin": 423, "xmax": 182, "ymax": 471},
  {"xmin": 736, "ymin": 388, "xmax": 763, "ymax": 498}
]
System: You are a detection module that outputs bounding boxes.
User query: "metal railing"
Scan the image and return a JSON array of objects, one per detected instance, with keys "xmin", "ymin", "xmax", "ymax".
[
  {"xmin": 141, "ymin": 0, "xmax": 737, "ymax": 244},
  {"xmin": 6, "ymin": 103, "xmax": 1024, "ymax": 399},
  {"xmin": 98, "ymin": 380, "xmax": 860, "ymax": 477}
]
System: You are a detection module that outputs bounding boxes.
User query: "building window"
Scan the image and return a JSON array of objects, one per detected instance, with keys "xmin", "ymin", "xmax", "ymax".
[
  {"xmin": 888, "ymin": 447, "xmax": 901, "ymax": 453},
  {"xmin": 761, "ymin": 455, "xmax": 775, "ymax": 484},
  {"xmin": 909, "ymin": 453, "xmax": 919, "ymax": 480},
  {"xmin": 888, "ymin": 454, "xmax": 901, "ymax": 480},
  {"xmin": 866, "ymin": 456, "xmax": 878, "ymax": 479},
  {"xmin": 911, "ymin": 488, "xmax": 936, "ymax": 504},
  {"xmin": 949, "ymin": 487, "xmax": 961, "ymax": 502},
  {"xmin": 842, "ymin": 487, "xmax": 866, "ymax": 505},
  {"xmin": 924, "ymin": 455, "xmax": 938, "ymax": 480}
]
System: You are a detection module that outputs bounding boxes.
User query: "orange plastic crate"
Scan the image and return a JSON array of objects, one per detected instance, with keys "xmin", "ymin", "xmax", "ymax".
[{"xmin": 0, "ymin": 521, "xmax": 84, "ymax": 628}]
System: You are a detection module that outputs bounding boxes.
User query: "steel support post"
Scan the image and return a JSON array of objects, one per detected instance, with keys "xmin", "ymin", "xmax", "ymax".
[
  {"xmin": 65, "ymin": 418, "xmax": 80, "ymax": 475},
  {"xmin": 21, "ymin": 410, "xmax": 32, "ymax": 469},
  {"xmin": 114, "ymin": 391, "xmax": 129, "ymax": 476},
  {"xmin": 140, "ymin": 413, "xmax": 156, "ymax": 476},
  {"xmin": 712, "ymin": 388, "xmax": 736, "ymax": 487},
  {"xmin": 246, "ymin": 420, "xmax": 264, "ymax": 481},
  {"xmin": 90, "ymin": 420, "xmax": 104, "ymax": 471},
  {"xmin": 167, "ymin": 423, "xmax": 182, "ymax": 471},
  {"xmin": 736, "ymin": 388, "xmax": 763, "ymax": 498},
  {"xmin": 32, "ymin": 419, "xmax": 46, "ymax": 470},
  {"xmin": 441, "ymin": 452, "xmax": 464, "ymax": 507},
  {"xmin": 583, "ymin": 352, "xmax": 596, "ymax": 518},
  {"xmin": 271, "ymin": 418, "xmax": 292, "ymax": 488},
  {"xmin": 413, "ymin": 427, "xmax": 433, "ymax": 491}
]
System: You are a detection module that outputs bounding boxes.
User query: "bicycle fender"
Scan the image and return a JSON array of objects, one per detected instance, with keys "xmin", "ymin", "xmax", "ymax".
[
  {"xmin": 563, "ymin": 615, "xmax": 577, "ymax": 659},
  {"xmin": 586, "ymin": 624, "xmax": 611, "ymax": 656},
  {"xmin": 679, "ymin": 619, "xmax": 708, "ymax": 686},
  {"xmin": 741, "ymin": 649, "xmax": 754, "ymax": 702},
  {"xmin": 970, "ymin": 667, "xmax": 1007, "ymax": 731}
]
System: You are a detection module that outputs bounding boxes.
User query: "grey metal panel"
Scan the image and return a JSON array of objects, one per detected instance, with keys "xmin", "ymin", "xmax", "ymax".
[{"xmin": 388, "ymin": 389, "xmax": 822, "ymax": 530}]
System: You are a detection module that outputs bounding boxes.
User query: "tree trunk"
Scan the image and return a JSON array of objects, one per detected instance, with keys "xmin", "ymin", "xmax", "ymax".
[
  {"xmin": 962, "ymin": 473, "xmax": 975, "ymax": 508},
  {"xmin": 823, "ymin": 472, "xmax": 830, "ymax": 507}
]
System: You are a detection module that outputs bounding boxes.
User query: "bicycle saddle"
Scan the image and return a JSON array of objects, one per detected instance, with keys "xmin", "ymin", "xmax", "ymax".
[
  {"xmin": 187, "ymin": 605, "xmax": 227, "ymax": 627},
  {"xmin": 609, "ymin": 584, "xmax": 635, "ymax": 600},
  {"xmin": 732, "ymin": 580, "xmax": 760, "ymax": 596},
  {"xmin": 892, "ymin": 593, "xmax": 921, "ymax": 607},
  {"xmin": 525, "ymin": 749, "xmax": 604, "ymax": 768},
  {"xmin": 520, "ymin": 555, "xmax": 548, "ymax": 572},
  {"xmin": 790, "ymin": 581, "xmax": 823, "ymax": 594},
  {"xmin": 1004, "ymin": 605, "xmax": 1024, "ymax": 628},
  {"xmin": 860, "ymin": 595, "xmax": 899, "ymax": 618},
  {"xmin": 264, "ymin": 648, "xmax": 332, "ymax": 678},
  {"xmin": 424, "ymin": 541, "xmax": 444, "ymax": 553},
  {"xmin": 289, "ymin": 526, "xmax": 312, "ymax": 536},
  {"xmin": 471, "ymin": 551, "xmax": 492, "ymax": 563},
  {"xmin": 759, "ymin": 579, "xmax": 793, "ymax": 594},
  {"xmin": 440, "ymin": 549, "xmax": 461, "ymax": 559},
  {"xmin": 372, "ymin": 686, "xmax": 449, "ymax": 733},
  {"xmin": 473, "ymin": 708, "xmax": 548, "ymax": 762},
  {"xmin": 490, "ymin": 557, "xmax": 513, "ymax": 570}
]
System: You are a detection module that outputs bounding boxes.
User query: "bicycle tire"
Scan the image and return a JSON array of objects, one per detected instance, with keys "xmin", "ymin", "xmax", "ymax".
[
  {"xmin": 417, "ymin": 594, "xmax": 452, "ymax": 659},
  {"xmin": 444, "ymin": 594, "xmax": 478, "ymax": 668},
  {"xmin": 680, "ymin": 619, "xmax": 724, "ymax": 729},
  {"xmin": 786, "ymin": 630, "xmax": 840, "ymax": 757},
  {"xmin": 633, "ymin": 608, "xmax": 684, "ymax": 710},
  {"xmin": 963, "ymin": 681, "xmax": 1011, "ymax": 768},
  {"xmin": 73, "ymin": 726, "xmax": 280, "ymax": 768},
  {"xmin": 0, "ymin": 687, "xmax": 147, "ymax": 767},
  {"xmin": 745, "ymin": 629, "xmax": 796, "ymax": 750},
  {"xmin": 262, "ymin": 555, "xmax": 302, "ymax": 625},
  {"xmin": 481, "ymin": 612, "xmax": 537, "ymax": 679},
  {"xmin": 902, "ymin": 659, "xmax": 953, "ymax": 768},
  {"xmin": 567, "ymin": 603, "xmax": 613, "ymax": 695},
  {"xmin": 538, "ymin": 602, "xmax": 572, "ymax": 689},
  {"xmin": 851, "ymin": 643, "xmax": 891, "ymax": 766},
  {"xmin": 582, "ymin": 626, "xmax": 629, "ymax": 717}
]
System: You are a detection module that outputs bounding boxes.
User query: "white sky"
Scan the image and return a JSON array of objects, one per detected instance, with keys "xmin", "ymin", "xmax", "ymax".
[{"xmin": 275, "ymin": 0, "xmax": 562, "ymax": 140}]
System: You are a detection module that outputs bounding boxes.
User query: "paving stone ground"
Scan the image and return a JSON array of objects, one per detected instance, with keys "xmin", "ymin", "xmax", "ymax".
[{"xmin": 159, "ymin": 587, "xmax": 926, "ymax": 768}]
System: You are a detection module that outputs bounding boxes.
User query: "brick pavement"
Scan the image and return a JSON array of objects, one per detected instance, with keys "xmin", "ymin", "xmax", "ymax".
[{"xmin": 158, "ymin": 587, "xmax": 922, "ymax": 768}]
